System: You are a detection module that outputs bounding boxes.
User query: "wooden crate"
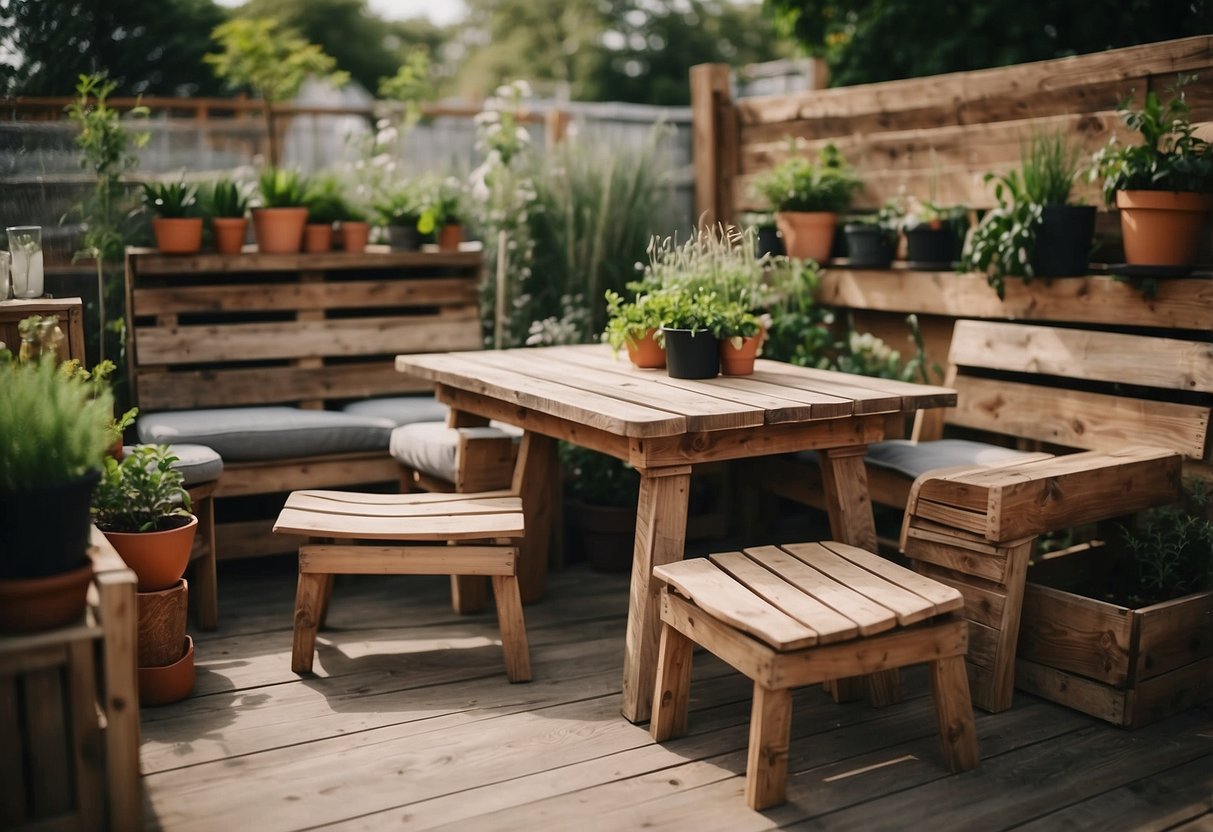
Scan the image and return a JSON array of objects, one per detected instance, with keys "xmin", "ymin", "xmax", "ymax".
[
  {"xmin": 0, "ymin": 530, "xmax": 140, "ymax": 831},
  {"xmin": 1015, "ymin": 548, "xmax": 1213, "ymax": 728}
]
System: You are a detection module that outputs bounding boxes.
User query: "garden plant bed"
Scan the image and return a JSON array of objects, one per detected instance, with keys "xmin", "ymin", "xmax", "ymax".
[{"xmin": 1016, "ymin": 546, "xmax": 1213, "ymax": 729}]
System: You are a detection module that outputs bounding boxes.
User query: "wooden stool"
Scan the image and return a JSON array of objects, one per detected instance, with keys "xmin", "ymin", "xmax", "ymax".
[
  {"xmin": 273, "ymin": 490, "xmax": 532, "ymax": 683},
  {"xmin": 650, "ymin": 541, "xmax": 979, "ymax": 810}
]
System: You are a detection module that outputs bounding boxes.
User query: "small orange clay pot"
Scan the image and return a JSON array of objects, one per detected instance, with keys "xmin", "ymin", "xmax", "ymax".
[
  {"xmin": 303, "ymin": 223, "xmax": 334, "ymax": 253},
  {"xmin": 438, "ymin": 223, "xmax": 464, "ymax": 251},
  {"xmin": 252, "ymin": 207, "xmax": 308, "ymax": 254},
  {"xmin": 720, "ymin": 333, "xmax": 763, "ymax": 376},
  {"xmin": 211, "ymin": 217, "xmax": 248, "ymax": 255},
  {"xmin": 139, "ymin": 636, "xmax": 195, "ymax": 707},
  {"xmin": 339, "ymin": 221, "xmax": 370, "ymax": 253},
  {"xmin": 137, "ymin": 579, "xmax": 189, "ymax": 667},
  {"xmin": 625, "ymin": 329, "xmax": 666, "ymax": 369},
  {"xmin": 0, "ymin": 562, "xmax": 94, "ymax": 633},
  {"xmin": 152, "ymin": 217, "xmax": 204, "ymax": 255},
  {"xmin": 103, "ymin": 514, "xmax": 198, "ymax": 592},
  {"xmin": 776, "ymin": 211, "xmax": 837, "ymax": 263},
  {"xmin": 1116, "ymin": 190, "xmax": 1213, "ymax": 267}
]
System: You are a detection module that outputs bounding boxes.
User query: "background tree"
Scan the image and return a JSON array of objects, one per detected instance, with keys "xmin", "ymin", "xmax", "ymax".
[
  {"xmin": 0, "ymin": 0, "xmax": 227, "ymax": 96},
  {"xmin": 764, "ymin": 0, "xmax": 1213, "ymax": 87}
]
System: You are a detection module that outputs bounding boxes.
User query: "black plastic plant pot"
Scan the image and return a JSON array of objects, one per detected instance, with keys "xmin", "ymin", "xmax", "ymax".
[
  {"xmin": 844, "ymin": 224, "xmax": 895, "ymax": 268},
  {"xmin": 905, "ymin": 227, "xmax": 961, "ymax": 269},
  {"xmin": 1031, "ymin": 204, "xmax": 1096, "ymax": 277},
  {"xmin": 662, "ymin": 328, "xmax": 720, "ymax": 379},
  {"xmin": 387, "ymin": 224, "xmax": 422, "ymax": 251},
  {"xmin": 0, "ymin": 469, "xmax": 99, "ymax": 579},
  {"xmin": 755, "ymin": 226, "xmax": 784, "ymax": 258}
]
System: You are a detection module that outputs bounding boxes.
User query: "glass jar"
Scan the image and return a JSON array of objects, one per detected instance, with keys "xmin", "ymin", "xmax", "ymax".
[{"xmin": 7, "ymin": 226, "xmax": 43, "ymax": 299}]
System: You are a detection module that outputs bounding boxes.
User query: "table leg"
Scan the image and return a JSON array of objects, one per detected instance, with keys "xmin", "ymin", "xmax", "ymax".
[
  {"xmin": 513, "ymin": 431, "xmax": 558, "ymax": 604},
  {"xmin": 621, "ymin": 466, "xmax": 691, "ymax": 724}
]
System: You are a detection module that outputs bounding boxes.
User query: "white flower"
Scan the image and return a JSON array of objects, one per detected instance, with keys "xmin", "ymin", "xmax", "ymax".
[
  {"xmin": 376, "ymin": 126, "xmax": 398, "ymax": 145},
  {"xmin": 495, "ymin": 83, "xmax": 513, "ymax": 99},
  {"xmin": 515, "ymin": 126, "xmax": 530, "ymax": 143},
  {"xmin": 376, "ymin": 118, "xmax": 391, "ymax": 130},
  {"xmin": 474, "ymin": 110, "xmax": 500, "ymax": 125},
  {"xmin": 512, "ymin": 80, "xmax": 533, "ymax": 99}
]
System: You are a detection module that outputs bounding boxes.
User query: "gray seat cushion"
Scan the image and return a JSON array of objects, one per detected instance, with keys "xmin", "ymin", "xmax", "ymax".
[
  {"xmin": 341, "ymin": 396, "xmax": 450, "ymax": 427},
  {"xmin": 389, "ymin": 421, "xmax": 516, "ymax": 482},
  {"xmin": 124, "ymin": 443, "xmax": 224, "ymax": 487},
  {"xmin": 137, "ymin": 407, "xmax": 396, "ymax": 462},
  {"xmin": 861, "ymin": 439, "xmax": 1041, "ymax": 480}
]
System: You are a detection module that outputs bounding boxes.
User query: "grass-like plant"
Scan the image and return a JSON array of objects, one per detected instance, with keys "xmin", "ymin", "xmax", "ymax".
[
  {"xmin": 142, "ymin": 181, "xmax": 199, "ymax": 218},
  {"xmin": 751, "ymin": 143, "xmax": 860, "ymax": 213},
  {"xmin": 258, "ymin": 168, "xmax": 308, "ymax": 208},
  {"xmin": 209, "ymin": 179, "xmax": 250, "ymax": 218},
  {"xmin": 92, "ymin": 445, "xmax": 192, "ymax": 533}
]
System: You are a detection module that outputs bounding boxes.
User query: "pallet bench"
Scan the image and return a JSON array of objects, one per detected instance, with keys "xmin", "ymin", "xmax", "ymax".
[{"xmin": 650, "ymin": 541, "xmax": 978, "ymax": 810}]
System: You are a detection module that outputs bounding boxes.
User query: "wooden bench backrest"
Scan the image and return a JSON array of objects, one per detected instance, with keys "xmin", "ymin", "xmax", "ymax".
[
  {"xmin": 924, "ymin": 320, "xmax": 1213, "ymax": 463},
  {"xmin": 124, "ymin": 249, "xmax": 483, "ymax": 412}
]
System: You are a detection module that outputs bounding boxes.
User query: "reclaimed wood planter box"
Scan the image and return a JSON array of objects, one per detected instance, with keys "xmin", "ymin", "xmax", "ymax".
[{"xmin": 1015, "ymin": 548, "xmax": 1213, "ymax": 729}]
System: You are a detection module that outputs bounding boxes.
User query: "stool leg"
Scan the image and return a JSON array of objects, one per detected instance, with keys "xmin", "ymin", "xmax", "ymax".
[
  {"xmin": 490, "ymin": 574, "xmax": 532, "ymax": 683},
  {"xmin": 929, "ymin": 655, "xmax": 980, "ymax": 772},
  {"xmin": 292, "ymin": 571, "xmax": 327, "ymax": 674},
  {"xmin": 746, "ymin": 683, "xmax": 793, "ymax": 811},
  {"xmin": 650, "ymin": 621, "xmax": 694, "ymax": 742},
  {"xmin": 316, "ymin": 573, "xmax": 335, "ymax": 630},
  {"xmin": 191, "ymin": 493, "xmax": 219, "ymax": 631}
]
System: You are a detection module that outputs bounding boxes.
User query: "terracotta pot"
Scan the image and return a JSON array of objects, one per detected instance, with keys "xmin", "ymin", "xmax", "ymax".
[
  {"xmin": 211, "ymin": 217, "xmax": 248, "ymax": 255},
  {"xmin": 152, "ymin": 217, "xmax": 203, "ymax": 255},
  {"xmin": 625, "ymin": 329, "xmax": 666, "ymax": 369},
  {"xmin": 137, "ymin": 579, "xmax": 189, "ymax": 667},
  {"xmin": 775, "ymin": 211, "xmax": 836, "ymax": 262},
  {"xmin": 339, "ymin": 221, "xmax": 370, "ymax": 253},
  {"xmin": 139, "ymin": 636, "xmax": 195, "ymax": 706},
  {"xmin": 303, "ymin": 223, "xmax": 334, "ymax": 253},
  {"xmin": 252, "ymin": 207, "xmax": 308, "ymax": 254},
  {"xmin": 103, "ymin": 514, "xmax": 198, "ymax": 592},
  {"xmin": 438, "ymin": 223, "xmax": 464, "ymax": 251},
  {"xmin": 720, "ymin": 333, "xmax": 762, "ymax": 376},
  {"xmin": 1116, "ymin": 190, "xmax": 1213, "ymax": 268},
  {"xmin": 0, "ymin": 561, "xmax": 94, "ymax": 633}
]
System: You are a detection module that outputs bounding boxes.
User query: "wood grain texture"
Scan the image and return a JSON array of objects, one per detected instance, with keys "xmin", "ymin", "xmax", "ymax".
[
  {"xmin": 648, "ymin": 621, "xmax": 695, "ymax": 742},
  {"xmin": 128, "ymin": 246, "xmax": 483, "ymax": 275},
  {"xmin": 745, "ymin": 683, "xmax": 793, "ymax": 810},
  {"xmin": 490, "ymin": 574, "xmax": 532, "ymax": 683},
  {"xmin": 299, "ymin": 545, "xmax": 517, "ymax": 576},
  {"xmin": 132, "ymin": 277, "xmax": 477, "ymax": 316}
]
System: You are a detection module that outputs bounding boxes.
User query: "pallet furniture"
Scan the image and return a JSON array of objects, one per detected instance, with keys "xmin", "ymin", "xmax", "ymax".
[
  {"xmin": 273, "ymin": 490, "xmax": 531, "ymax": 683},
  {"xmin": 124, "ymin": 247, "xmax": 484, "ymax": 562},
  {"xmin": 650, "ymin": 541, "xmax": 978, "ymax": 810},
  {"xmin": 396, "ymin": 344, "xmax": 956, "ymax": 723},
  {"xmin": 0, "ymin": 298, "xmax": 87, "ymax": 363},
  {"xmin": 0, "ymin": 529, "xmax": 141, "ymax": 831}
]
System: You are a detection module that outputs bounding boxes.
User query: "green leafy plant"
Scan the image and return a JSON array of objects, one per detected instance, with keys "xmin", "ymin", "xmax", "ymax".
[
  {"xmin": 416, "ymin": 176, "xmax": 464, "ymax": 234},
  {"xmin": 142, "ymin": 181, "xmax": 199, "ymax": 219},
  {"xmin": 655, "ymin": 285, "xmax": 722, "ymax": 336},
  {"xmin": 258, "ymin": 168, "xmax": 308, "ymax": 209},
  {"xmin": 1120, "ymin": 480, "xmax": 1213, "ymax": 607},
  {"xmin": 1090, "ymin": 77, "xmax": 1213, "ymax": 204},
  {"xmin": 57, "ymin": 358, "xmax": 138, "ymax": 448},
  {"xmin": 0, "ymin": 357, "xmax": 114, "ymax": 491},
  {"xmin": 377, "ymin": 50, "xmax": 433, "ymax": 131},
  {"xmin": 713, "ymin": 301, "xmax": 762, "ymax": 346},
  {"xmin": 303, "ymin": 176, "xmax": 350, "ymax": 225},
  {"xmin": 964, "ymin": 132, "xmax": 1085, "ymax": 298},
  {"xmin": 91, "ymin": 445, "xmax": 192, "ymax": 533},
  {"xmin": 372, "ymin": 181, "xmax": 425, "ymax": 227},
  {"xmin": 209, "ymin": 179, "xmax": 250, "ymax": 219},
  {"xmin": 603, "ymin": 289, "xmax": 669, "ymax": 354},
  {"xmin": 751, "ymin": 143, "xmax": 860, "ymax": 213}
]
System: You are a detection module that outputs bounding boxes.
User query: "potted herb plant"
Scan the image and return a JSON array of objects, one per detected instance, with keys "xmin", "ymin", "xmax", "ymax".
[
  {"xmin": 209, "ymin": 179, "xmax": 250, "ymax": 255},
  {"xmin": 901, "ymin": 197, "xmax": 967, "ymax": 268},
  {"xmin": 302, "ymin": 177, "xmax": 349, "ymax": 253},
  {"xmin": 253, "ymin": 168, "xmax": 309, "ymax": 254},
  {"xmin": 751, "ymin": 143, "xmax": 860, "ymax": 263},
  {"xmin": 715, "ymin": 301, "xmax": 763, "ymax": 376},
  {"xmin": 143, "ymin": 181, "xmax": 203, "ymax": 255},
  {"xmin": 338, "ymin": 204, "xmax": 371, "ymax": 253},
  {"xmin": 374, "ymin": 183, "xmax": 426, "ymax": 250},
  {"xmin": 964, "ymin": 132, "xmax": 1096, "ymax": 298},
  {"xmin": 603, "ymin": 289, "xmax": 667, "ymax": 369},
  {"xmin": 418, "ymin": 177, "xmax": 465, "ymax": 251},
  {"xmin": 1090, "ymin": 80, "xmax": 1213, "ymax": 272},
  {"xmin": 657, "ymin": 285, "xmax": 722, "ymax": 379},
  {"xmin": 843, "ymin": 200, "xmax": 903, "ymax": 268}
]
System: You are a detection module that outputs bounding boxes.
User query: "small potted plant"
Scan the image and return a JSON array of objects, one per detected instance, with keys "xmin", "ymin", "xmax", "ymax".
[
  {"xmin": 143, "ymin": 181, "xmax": 203, "ymax": 255},
  {"xmin": 657, "ymin": 285, "xmax": 722, "ymax": 379},
  {"xmin": 0, "ymin": 356, "xmax": 114, "ymax": 632},
  {"xmin": 253, "ymin": 168, "xmax": 309, "ymax": 254},
  {"xmin": 337, "ymin": 204, "xmax": 371, "ymax": 253},
  {"xmin": 603, "ymin": 289, "xmax": 667, "ymax": 369},
  {"xmin": 418, "ymin": 177, "xmax": 465, "ymax": 251},
  {"xmin": 843, "ymin": 200, "xmax": 903, "ymax": 268},
  {"xmin": 751, "ymin": 143, "xmax": 860, "ymax": 262},
  {"xmin": 1090, "ymin": 80, "xmax": 1213, "ymax": 272},
  {"xmin": 964, "ymin": 131, "xmax": 1096, "ymax": 298},
  {"xmin": 715, "ymin": 301, "xmax": 764, "ymax": 376},
  {"xmin": 302, "ymin": 177, "xmax": 349, "ymax": 253},
  {"xmin": 901, "ymin": 197, "xmax": 968, "ymax": 268},
  {"xmin": 209, "ymin": 179, "xmax": 250, "ymax": 255},
  {"xmin": 374, "ymin": 183, "xmax": 426, "ymax": 250}
]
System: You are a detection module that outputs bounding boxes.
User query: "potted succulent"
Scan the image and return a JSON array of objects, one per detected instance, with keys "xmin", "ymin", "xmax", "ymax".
[
  {"xmin": 373, "ymin": 183, "xmax": 426, "ymax": 250},
  {"xmin": 0, "ymin": 357, "xmax": 115, "ymax": 632},
  {"xmin": 253, "ymin": 168, "xmax": 309, "ymax": 254},
  {"xmin": 715, "ymin": 302, "xmax": 764, "ymax": 376},
  {"xmin": 417, "ymin": 177, "xmax": 466, "ymax": 251},
  {"xmin": 209, "ymin": 179, "xmax": 250, "ymax": 255},
  {"xmin": 603, "ymin": 289, "xmax": 667, "ymax": 369},
  {"xmin": 751, "ymin": 143, "xmax": 860, "ymax": 262},
  {"xmin": 302, "ymin": 177, "xmax": 349, "ymax": 253},
  {"xmin": 964, "ymin": 131, "xmax": 1096, "ymax": 298},
  {"xmin": 561, "ymin": 444, "xmax": 641, "ymax": 573},
  {"xmin": 901, "ymin": 197, "xmax": 968, "ymax": 268},
  {"xmin": 143, "ymin": 181, "xmax": 203, "ymax": 255},
  {"xmin": 1091, "ymin": 81, "xmax": 1213, "ymax": 272},
  {"xmin": 843, "ymin": 200, "xmax": 903, "ymax": 268}
]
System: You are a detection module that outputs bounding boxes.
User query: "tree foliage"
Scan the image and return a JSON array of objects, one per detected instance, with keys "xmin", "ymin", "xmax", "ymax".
[{"xmin": 763, "ymin": 0, "xmax": 1212, "ymax": 86}]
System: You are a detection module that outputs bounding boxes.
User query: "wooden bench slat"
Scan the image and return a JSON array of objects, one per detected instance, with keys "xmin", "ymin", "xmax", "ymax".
[
  {"xmin": 742, "ymin": 545, "xmax": 898, "ymax": 636},
  {"xmin": 782, "ymin": 542, "xmax": 941, "ymax": 626},
  {"xmin": 289, "ymin": 489, "xmax": 514, "ymax": 505},
  {"xmin": 273, "ymin": 507, "xmax": 524, "ymax": 540},
  {"xmin": 816, "ymin": 541, "xmax": 963, "ymax": 613},
  {"xmin": 709, "ymin": 552, "xmax": 858, "ymax": 643},
  {"xmin": 652, "ymin": 558, "xmax": 819, "ymax": 650},
  {"xmin": 132, "ymin": 277, "xmax": 478, "ymax": 316},
  {"xmin": 283, "ymin": 493, "xmax": 521, "ymax": 517}
]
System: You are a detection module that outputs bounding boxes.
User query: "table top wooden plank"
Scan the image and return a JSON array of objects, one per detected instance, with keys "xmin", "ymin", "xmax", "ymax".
[
  {"xmin": 454, "ymin": 349, "xmax": 766, "ymax": 432},
  {"xmin": 396, "ymin": 352, "xmax": 687, "ymax": 438},
  {"xmin": 745, "ymin": 362, "xmax": 907, "ymax": 414},
  {"xmin": 763, "ymin": 364, "xmax": 958, "ymax": 410}
]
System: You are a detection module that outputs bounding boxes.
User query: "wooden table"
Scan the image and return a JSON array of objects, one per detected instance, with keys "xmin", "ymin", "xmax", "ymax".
[{"xmin": 396, "ymin": 344, "xmax": 956, "ymax": 723}]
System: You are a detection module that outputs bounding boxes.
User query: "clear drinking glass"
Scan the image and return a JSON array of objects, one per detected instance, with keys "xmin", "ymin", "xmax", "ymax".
[
  {"xmin": 0, "ymin": 250, "xmax": 11, "ymax": 300},
  {"xmin": 7, "ymin": 226, "xmax": 43, "ymax": 299}
]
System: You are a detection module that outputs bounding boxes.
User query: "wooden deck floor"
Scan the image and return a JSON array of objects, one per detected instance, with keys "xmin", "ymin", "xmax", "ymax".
[{"xmin": 140, "ymin": 559, "xmax": 1213, "ymax": 831}]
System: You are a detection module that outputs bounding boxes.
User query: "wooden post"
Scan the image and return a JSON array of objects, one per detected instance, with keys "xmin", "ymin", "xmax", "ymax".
[
  {"xmin": 544, "ymin": 109, "xmax": 571, "ymax": 146},
  {"xmin": 690, "ymin": 63, "xmax": 738, "ymax": 228}
]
